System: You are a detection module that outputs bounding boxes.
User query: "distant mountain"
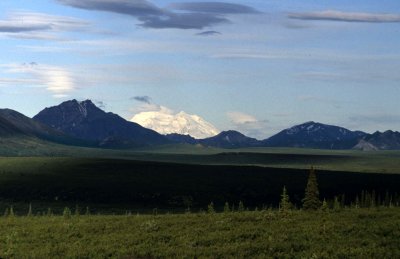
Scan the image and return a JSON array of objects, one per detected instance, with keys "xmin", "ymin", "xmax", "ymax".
[
  {"xmin": 165, "ymin": 133, "xmax": 198, "ymax": 145},
  {"xmin": 33, "ymin": 100, "xmax": 169, "ymax": 148},
  {"xmin": 263, "ymin": 121, "xmax": 367, "ymax": 149},
  {"xmin": 199, "ymin": 130, "xmax": 262, "ymax": 148},
  {"xmin": 354, "ymin": 130, "xmax": 400, "ymax": 150},
  {"xmin": 131, "ymin": 108, "xmax": 220, "ymax": 139}
]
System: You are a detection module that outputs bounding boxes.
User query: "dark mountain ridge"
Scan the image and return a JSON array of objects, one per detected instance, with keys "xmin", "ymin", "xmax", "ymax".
[
  {"xmin": 199, "ymin": 130, "xmax": 262, "ymax": 148},
  {"xmin": 263, "ymin": 121, "xmax": 367, "ymax": 149}
]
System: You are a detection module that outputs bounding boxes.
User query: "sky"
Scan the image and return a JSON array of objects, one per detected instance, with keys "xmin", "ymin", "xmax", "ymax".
[{"xmin": 0, "ymin": 0, "xmax": 400, "ymax": 139}]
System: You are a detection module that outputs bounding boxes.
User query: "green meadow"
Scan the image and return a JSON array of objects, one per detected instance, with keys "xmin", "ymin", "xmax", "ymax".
[{"xmin": 1, "ymin": 208, "xmax": 400, "ymax": 258}]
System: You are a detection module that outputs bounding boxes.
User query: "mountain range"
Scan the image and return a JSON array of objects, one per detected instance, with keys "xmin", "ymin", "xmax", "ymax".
[
  {"xmin": 33, "ymin": 100, "xmax": 169, "ymax": 148},
  {"xmin": 0, "ymin": 99, "xmax": 399, "ymax": 150}
]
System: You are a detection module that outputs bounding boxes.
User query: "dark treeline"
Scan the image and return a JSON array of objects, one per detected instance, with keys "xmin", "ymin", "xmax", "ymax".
[{"xmin": 0, "ymin": 160, "xmax": 400, "ymax": 211}]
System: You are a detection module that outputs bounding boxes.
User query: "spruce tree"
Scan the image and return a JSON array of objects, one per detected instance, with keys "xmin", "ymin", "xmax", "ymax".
[
  {"xmin": 238, "ymin": 201, "xmax": 245, "ymax": 212},
  {"xmin": 302, "ymin": 166, "xmax": 321, "ymax": 210},
  {"xmin": 27, "ymin": 203, "xmax": 33, "ymax": 217},
  {"xmin": 279, "ymin": 186, "xmax": 291, "ymax": 213},
  {"xmin": 207, "ymin": 202, "xmax": 215, "ymax": 214},
  {"xmin": 223, "ymin": 202, "xmax": 230, "ymax": 213}
]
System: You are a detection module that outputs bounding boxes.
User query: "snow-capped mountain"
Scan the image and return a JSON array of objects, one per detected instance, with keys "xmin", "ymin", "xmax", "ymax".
[
  {"xmin": 263, "ymin": 121, "xmax": 367, "ymax": 149},
  {"xmin": 131, "ymin": 107, "xmax": 220, "ymax": 139}
]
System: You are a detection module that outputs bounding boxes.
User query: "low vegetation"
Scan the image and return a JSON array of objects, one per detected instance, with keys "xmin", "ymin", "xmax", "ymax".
[{"xmin": 0, "ymin": 207, "xmax": 399, "ymax": 258}]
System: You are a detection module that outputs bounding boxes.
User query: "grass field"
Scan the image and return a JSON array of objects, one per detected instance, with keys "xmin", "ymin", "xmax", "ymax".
[{"xmin": 1, "ymin": 208, "xmax": 399, "ymax": 258}]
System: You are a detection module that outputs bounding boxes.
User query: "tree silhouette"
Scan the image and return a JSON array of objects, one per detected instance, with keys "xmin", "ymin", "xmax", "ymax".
[{"xmin": 302, "ymin": 166, "xmax": 321, "ymax": 210}]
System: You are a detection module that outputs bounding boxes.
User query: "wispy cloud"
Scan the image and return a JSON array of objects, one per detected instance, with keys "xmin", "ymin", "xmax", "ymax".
[
  {"xmin": 288, "ymin": 10, "xmax": 400, "ymax": 23},
  {"xmin": 2, "ymin": 62, "xmax": 76, "ymax": 98},
  {"xmin": 57, "ymin": 0, "xmax": 259, "ymax": 30},
  {"xmin": 0, "ymin": 11, "xmax": 89, "ymax": 40}
]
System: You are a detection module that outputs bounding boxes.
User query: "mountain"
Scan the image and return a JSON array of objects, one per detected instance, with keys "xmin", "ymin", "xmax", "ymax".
[
  {"xmin": 33, "ymin": 100, "xmax": 169, "ymax": 148},
  {"xmin": 131, "ymin": 107, "xmax": 219, "ymax": 139},
  {"xmin": 0, "ymin": 108, "xmax": 70, "ymax": 142},
  {"xmin": 354, "ymin": 130, "xmax": 400, "ymax": 150},
  {"xmin": 165, "ymin": 133, "xmax": 199, "ymax": 145},
  {"xmin": 263, "ymin": 121, "xmax": 367, "ymax": 149},
  {"xmin": 199, "ymin": 130, "xmax": 262, "ymax": 148}
]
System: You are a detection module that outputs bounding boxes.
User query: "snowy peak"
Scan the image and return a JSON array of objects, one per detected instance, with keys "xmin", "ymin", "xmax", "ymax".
[{"xmin": 131, "ymin": 108, "xmax": 220, "ymax": 139}]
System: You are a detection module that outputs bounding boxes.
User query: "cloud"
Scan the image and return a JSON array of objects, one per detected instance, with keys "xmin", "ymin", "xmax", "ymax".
[
  {"xmin": 2, "ymin": 63, "xmax": 76, "ymax": 98},
  {"xmin": 168, "ymin": 2, "xmax": 261, "ymax": 14},
  {"xmin": 131, "ymin": 95, "xmax": 152, "ymax": 104},
  {"xmin": 227, "ymin": 111, "xmax": 268, "ymax": 139},
  {"xmin": 57, "ymin": 0, "xmax": 259, "ymax": 30},
  {"xmin": 195, "ymin": 30, "xmax": 221, "ymax": 36},
  {"xmin": 227, "ymin": 111, "xmax": 258, "ymax": 124},
  {"xmin": 57, "ymin": 0, "xmax": 163, "ymax": 16},
  {"xmin": 138, "ymin": 13, "xmax": 229, "ymax": 29},
  {"xmin": 0, "ymin": 11, "xmax": 89, "ymax": 40},
  {"xmin": 95, "ymin": 100, "xmax": 106, "ymax": 109},
  {"xmin": 288, "ymin": 10, "xmax": 400, "ymax": 23}
]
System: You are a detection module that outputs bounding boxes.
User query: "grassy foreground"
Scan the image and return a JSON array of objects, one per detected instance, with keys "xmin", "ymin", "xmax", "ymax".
[{"xmin": 1, "ymin": 208, "xmax": 399, "ymax": 258}]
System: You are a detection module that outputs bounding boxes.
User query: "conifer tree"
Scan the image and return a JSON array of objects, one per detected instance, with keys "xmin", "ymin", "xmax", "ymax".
[
  {"xmin": 238, "ymin": 201, "xmax": 245, "ymax": 212},
  {"xmin": 63, "ymin": 207, "xmax": 71, "ymax": 219},
  {"xmin": 279, "ymin": 186, "xmax": 291, "ymax": 213},
  {"xmin": 9, "ymin": 206, "xmax": 15, "ymax": 217},
  {"xmin": 207, "ymin": 202, "xmax": 215, "ymax": 214},
  {"xmin": 321, "ymin": 199, "xmax": 328, "ymax": 211},
  {"xmin": 302, "ymin": 166, "xmax": 321, "ymax": 210},
  {"xmin": 223, "ymin": 202, "xmax": 230, "ymax": 213},
  {"xmin": 27, "ymin": 203, "xmax": 33, "ymax": 217},
  {"xmin": 333, "ymin": 196, "xmax": 341, "ymax": 211}
]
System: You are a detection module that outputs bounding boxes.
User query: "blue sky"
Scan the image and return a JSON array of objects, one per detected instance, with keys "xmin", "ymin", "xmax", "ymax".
[{"xmin": 0, "ymin": 0, "xmax": 400, "ymax": 138}]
